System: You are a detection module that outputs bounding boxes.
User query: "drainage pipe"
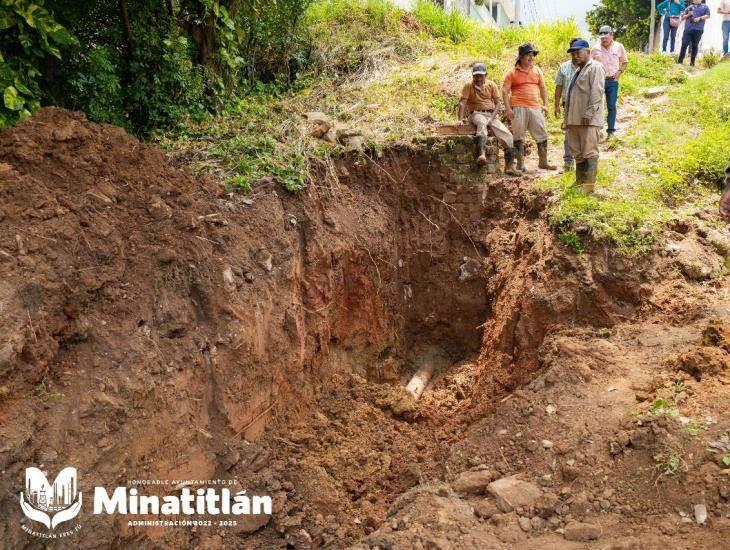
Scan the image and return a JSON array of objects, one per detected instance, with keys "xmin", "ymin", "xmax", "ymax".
[{"xmin": 405, "ymin": 362, "xmax": 435, "ymax": 401}]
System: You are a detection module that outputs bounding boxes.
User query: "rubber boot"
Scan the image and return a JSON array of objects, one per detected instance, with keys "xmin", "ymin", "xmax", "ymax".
[
  {"xmin": 562, "ymin": 159, "xmax": 574, "ymax": 173},
  {"xmin": 504, "ymin": 147, "xmax": 521, "ymax": 176},
  {"xmin": 574, "ymin": 160, "xmax": 587, "ymax": 189},
  {"xmin": 514, "ymin": 140, "xmax": 526, "ymax": 172},
  {"xmin": 476, "ymin": 134, "xmax": 487, "ymax": 166},
  {"xmin": 582, "ymin": 157, "xmax": 598, "ymax": 194},
  {"xmin": 537, "ymin": 141, "xmax": 557, "ymax": 170}
]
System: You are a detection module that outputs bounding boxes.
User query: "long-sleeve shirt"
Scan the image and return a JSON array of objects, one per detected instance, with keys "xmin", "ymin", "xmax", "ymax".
[
  {"xmin": 657, "ymin": 0, "xmax": 684, "ymax": 16},
  {"xmin": 565, "ymin": 60, "xmax": 606, "ymax": 127}
]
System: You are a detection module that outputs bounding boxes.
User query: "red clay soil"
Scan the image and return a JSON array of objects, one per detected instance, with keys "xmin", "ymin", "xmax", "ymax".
[{"xmin": 0, "ymin": 108, "xmax": 729, "ymax": 549}]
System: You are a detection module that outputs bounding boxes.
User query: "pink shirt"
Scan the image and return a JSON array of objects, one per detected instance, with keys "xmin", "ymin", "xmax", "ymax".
[
  {"xmin": 721, "ymin": 0, "xmax": 730, "ymax": 21},
  {"xmin": 591, "ymin": 41, "xmax": 628, "ymax": 78}
]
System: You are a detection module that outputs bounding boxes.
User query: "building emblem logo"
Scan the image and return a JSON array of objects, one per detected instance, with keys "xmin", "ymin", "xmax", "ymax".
[{"xmin": 19, "ymin": 467, "xmax": 82, "ymax": 530}]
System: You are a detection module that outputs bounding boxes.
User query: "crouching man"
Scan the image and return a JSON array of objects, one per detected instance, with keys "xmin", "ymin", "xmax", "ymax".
[
  {"xmin": 564, "ymin": 39, "xmax": 605, "ymax": 193},
  {"xmin": 457, "ymin": 63, "xmax": 520, "ymax": 176}
]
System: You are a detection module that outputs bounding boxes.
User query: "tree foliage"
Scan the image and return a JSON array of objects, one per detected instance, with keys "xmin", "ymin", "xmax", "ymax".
[
  {"xmin": 586, "ymin": 0, "xmax": 651, "ymax": 50},
  {"xmin": 0, "ymin": 0, "xmax": 76, "ymax": 126}
]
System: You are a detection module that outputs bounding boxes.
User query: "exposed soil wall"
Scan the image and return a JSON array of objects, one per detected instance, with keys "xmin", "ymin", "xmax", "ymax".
[{"xmin": 0, "ymin": 109, "xmax": 660, "ymax": 547}]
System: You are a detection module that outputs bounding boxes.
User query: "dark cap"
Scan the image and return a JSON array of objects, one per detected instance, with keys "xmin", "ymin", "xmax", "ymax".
[
  {"xmin": 472, "ymin": 63, "xmax": 487, "ymax": 75},
  {"xmin": 518, "ymin": 43, "xmax": 540, "ymax": 57},
  {"xmin": 567, "ymin": 38, "xmax": 591, "ymax": 53}
]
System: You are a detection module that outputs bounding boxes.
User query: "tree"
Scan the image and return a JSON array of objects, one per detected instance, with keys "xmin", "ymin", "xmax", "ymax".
[{"xmin": 586, "ymin": 0, "xmax": 652, "ymax": 51}]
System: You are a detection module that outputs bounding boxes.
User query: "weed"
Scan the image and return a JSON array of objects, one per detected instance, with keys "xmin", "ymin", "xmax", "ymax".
[
  {"xmin": 723, "ymin": 453, "xmax": 730, "ymax": 467},
  {"xmin": 653, "ymin": 447, "xmax": 683, "ymax": 479},
  {"xmin": 702, "ymin": 50, "xmax": 721, "ymax": 70},
  {"xmin": 648, "ymin": 397, "xmax": 678, "ymax": 417},
  {"xmin": 558, "ymin": 229, "xmax": 583, "ymax": 254},
  {"xmin": 42, "ymin": 392, "xmax": 64, "ymax": 402}
]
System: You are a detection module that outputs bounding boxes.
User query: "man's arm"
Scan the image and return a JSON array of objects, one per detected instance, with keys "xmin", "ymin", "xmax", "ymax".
[
  {"xmin": 539, "ymin": 80, "xmax": 549, "ymax": 115},
  {"xmin": 554, "ymin": 84, "xmax": 563, "ymax": 117},
  {"xmin": 583, "ymin": 65, "xmax": 605, "ymax": 124},
  {"xmin": 457, "ymin": 98, "xmax": 468, "ymax": 124},
  {"xmin": 502, "ymin": 78, "xmax": 513, "ymax": 120}
]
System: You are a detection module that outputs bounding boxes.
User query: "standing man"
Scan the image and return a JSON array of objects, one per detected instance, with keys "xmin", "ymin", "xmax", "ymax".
[
  {"xmin": 503, "ymin": 43, "xmax": 557, "ymax": 172},
  {"xmin": 719, "ymin": 0, "xmax": 730, "ymax": 58},
  {"xmin": 554, "ymin": 39, "xmax": 579, "ymax": 172},
  {"xmin": 591, "ymin": 26, "xmax": 628, "ymax": 138},
  {"xmin": 658, "ymin": 0, "xmax": 684, "ymax": 53},
  {"xmin": 564, "ymin": 39, "xmax": 606, "ymax": 194},
  {"xmin": 678, "ymin": 0, "xmax": 711, "ymax": 66},
  {"xmin": 457, "ymin": 63, "xmax": 520, "ymax": 175}
]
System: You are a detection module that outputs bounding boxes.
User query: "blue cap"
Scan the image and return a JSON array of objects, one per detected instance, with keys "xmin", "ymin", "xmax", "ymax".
[{"xmin": 567, "ymin": 39, "xmax": 591, "ymax": 53}]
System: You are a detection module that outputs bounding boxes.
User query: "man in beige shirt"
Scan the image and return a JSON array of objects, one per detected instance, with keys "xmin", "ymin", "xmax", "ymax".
[
  {"xmin": 564, "ymin": 39, "xmax": 606, "ymax": 193},
  {"xmin": 458, "ymin": 63, "xmax": 520, "ymax": 175}
]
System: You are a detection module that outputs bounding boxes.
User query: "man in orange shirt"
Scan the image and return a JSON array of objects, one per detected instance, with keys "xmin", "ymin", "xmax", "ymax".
[
  {"xmin": 457, "ymin": 63, "xmax": 520, "ymax": 175},
  {"xmin": 502, "ymin": 44, "xmax": 556, "ymax": 171}
]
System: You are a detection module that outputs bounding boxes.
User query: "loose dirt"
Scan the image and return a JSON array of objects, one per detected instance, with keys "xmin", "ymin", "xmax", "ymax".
[{"xmin": 1, "ymin": 108, "xmax": 729, "ymax": 549}]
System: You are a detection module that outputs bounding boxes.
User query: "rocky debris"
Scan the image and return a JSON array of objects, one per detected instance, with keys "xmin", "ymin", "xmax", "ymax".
[
  {"xmin": 694, "ymin": 503, "xmax": 707, "ymax": 525},
  {"xmin": 254, "ymin": 248, "xmax": 273, "ymax": 272},
  {"xmin": 452, "ymin": 469, "xmax": 494, "ymax": 496},
  {"xmin": 674, "ymin": 237, "xmax": 722, "ymax": 280},
  {"xmin": 563, "ymin": 521, "xmax": 602, "ymax": 541},
  {"xmin": 706, "ymin": 229, "xmax": 730, "ymax": 259},
  {"xmin": 641, "ymin": 85, "xmax": 668, "ymax": 99},
  {"xmin": 473, "ymin": 499, "xmax": 499, "ymax": 519},
  {"xmin": 702, "ymin": 318, "xmax": 730, "ymax": 351},
  {"xmin": 534, "ymin": 492, "xmax": 559, "ymax": 519},
  {"xmin": 337, "ymin": 129, "xmax": 365, "ymax": 149},
  {"xmin": 670, "ymin": 346, "xmax": 729, "ymax": 381},
  {"xmin": 303, "ymin": 111, "xmax": 333, "ymax": 140},
  {"xmin": 487, "ymin": 476, "xmax": 542, "ymax": 513}
]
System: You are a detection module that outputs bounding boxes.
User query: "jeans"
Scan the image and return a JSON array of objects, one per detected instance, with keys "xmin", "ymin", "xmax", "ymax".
[
  {"xmin": 662, "ymin": 16, "xmax": 678, "ymax": 53},
  {"xmin": 604, "ymin": 78, "xmax": 619, "ymax": 134},
  {"xmin": 723, "ymin": 20, "xmax": 730, "ymax": 56},
  {"xmin": 678, "ymin": 29, "xmax": 704, "ymax": 66}
]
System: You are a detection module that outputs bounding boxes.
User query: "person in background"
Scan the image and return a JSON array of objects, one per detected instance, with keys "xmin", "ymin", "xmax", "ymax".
[
  {"xmin": 719, "ymin": 0, "xmax": 730, "ymax": 58},
  {"xmin": 564, "ymin": 39, "xmax": 605, "ymax": 194},
  {"xmin": 502, "ymin": 43, "xmax": 557, "ymax": 172},
  {"xmin": 554, "ymin": 39, "xmax": 580, "ymax": 172},
  {"xmin": 591, "ymin": 26, "xmax": 628, "ymax": 138},
  {"xmin": 457, "ymin": 63, "xmax": 520, "ymax": 175},
  {"xmin": 678, "ymin": 0, "xmax": 711, "ymax": 66},
  {"xmin": 658, "ymin": 0, "xmax": 684, "ymax": 53}
]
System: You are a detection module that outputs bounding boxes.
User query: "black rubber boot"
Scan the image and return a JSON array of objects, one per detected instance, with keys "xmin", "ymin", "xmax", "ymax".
[
  {"xmin": 575, "ymin": 160, "xmax": 587, "ymax": 188},
  {"xmin": 504, "ymin": 147, "xmax": 520, "ymax": 176},
  {"xmin": 537, "ymin": 141, "xmax": 557, "ymax": 170},
  {"xmin": 476, "ymin": 134, "xmax": 487, "ymax": 166},
  {"xmin": 583, "ymin": 157, "xmax": 598, "ymax": 194},
  {"xmin": 514, "ymin": 140, "xmax": 525, "ymax": 172}
]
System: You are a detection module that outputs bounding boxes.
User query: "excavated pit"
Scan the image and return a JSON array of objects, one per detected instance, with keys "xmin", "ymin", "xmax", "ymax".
[{"xmin": 0, "ymin": 109, "xmax": 654, "ymax": 548}]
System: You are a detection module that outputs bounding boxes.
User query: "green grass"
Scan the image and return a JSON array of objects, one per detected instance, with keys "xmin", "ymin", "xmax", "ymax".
[{"xmin": 541, "ymin": 62, "xmax": 730, "ymax": 254}]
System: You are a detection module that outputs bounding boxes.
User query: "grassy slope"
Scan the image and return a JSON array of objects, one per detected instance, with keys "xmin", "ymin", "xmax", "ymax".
[
  {"xmin": 159, "ymin": 0, "xmax": 728, "ymax": 256},
  {"xmin": 540, "ymin": 62, "xmax": 730, "ymax": 254},
  {"xmin": 160, "ymin": 0, "xmax": 683, "ymax": 192}
]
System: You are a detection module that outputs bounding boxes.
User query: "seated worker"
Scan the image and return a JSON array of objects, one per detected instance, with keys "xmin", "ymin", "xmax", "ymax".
[{"xmin": 457, "ymin": 63, "xmax": 520, "ymax": 176}]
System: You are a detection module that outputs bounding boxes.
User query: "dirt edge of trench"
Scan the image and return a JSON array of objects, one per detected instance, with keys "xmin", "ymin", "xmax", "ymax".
[{"xmin": 0, "ymin": 108, "xmax": 662, "ymax": 547}]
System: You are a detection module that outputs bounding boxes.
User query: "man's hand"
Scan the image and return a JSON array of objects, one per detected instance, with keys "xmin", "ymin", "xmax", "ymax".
[
  {"xmin": 541, "ymin": 105, "xmax": 549, "ymax": 116},
  {"xmin": 456, "ymin": 119, "xmax": 465, "ymax": 126},
  {"xmin": 581, "ymin": 116, "xmax": 591, "ymax": 125},
  {"xmin": 505, "ymin": 107, "xmax": 514, "ymax": 120},
  {"xmin": 693, "ymin": 17, "xmax": 701, "ymax": 23},
  {"xmin": 554, "ymin": 105, "xmax": 561, "ymax": 118}
]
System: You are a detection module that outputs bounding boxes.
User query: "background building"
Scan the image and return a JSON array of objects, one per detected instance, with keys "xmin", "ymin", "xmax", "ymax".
[{"xmin": 391, "ymin": 0, "xmax": 518, "ymax": 27}]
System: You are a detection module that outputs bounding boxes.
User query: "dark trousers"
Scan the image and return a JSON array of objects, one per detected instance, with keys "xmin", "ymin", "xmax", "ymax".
[
  {"xmin": 723, "ymin": 20, "xmax": 730, "ymax": 56},
  {"xmin": 678, "ymin": 29, "xmax": 704, "ymax": 66},
  {"xmin": 604, "ymin": 78, "xmax": 619, "ymax": 134},
  {"xmin": 662, "ymin": 16, "xmax": 678, "ymax": 53}
]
